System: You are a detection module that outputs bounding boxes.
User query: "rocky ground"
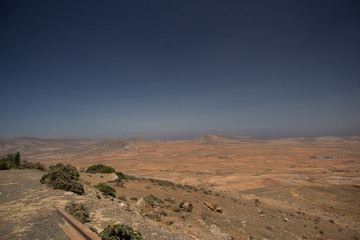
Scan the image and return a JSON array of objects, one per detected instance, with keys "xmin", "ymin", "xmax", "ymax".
[{"xmin": 1, "ymin": 169, "xmax": 359, "ymax": 240}]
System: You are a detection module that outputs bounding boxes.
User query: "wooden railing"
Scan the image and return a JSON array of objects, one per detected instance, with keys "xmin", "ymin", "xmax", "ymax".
[{"xmin": 57, "ymin": 209, "xmax": 101, "ymax": 240}]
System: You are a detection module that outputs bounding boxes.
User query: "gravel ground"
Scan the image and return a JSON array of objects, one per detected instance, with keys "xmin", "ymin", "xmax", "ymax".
[
  {"xmin": 0, "ymin": 169, "xmax": 69, "ymax": 239},
  {"xmin": 0, "ymin": 169, "xmax": 196, "ymax": 240}
]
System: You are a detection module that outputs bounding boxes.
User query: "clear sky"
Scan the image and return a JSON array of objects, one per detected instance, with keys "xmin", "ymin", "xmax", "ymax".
[{"xmin": 1, "ymin": 0, "xmax": 359, "ymax": 140}]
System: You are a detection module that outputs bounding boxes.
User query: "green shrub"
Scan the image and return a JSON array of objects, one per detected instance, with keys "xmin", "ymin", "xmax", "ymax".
[
  {"xmin": 95, "ymin": 183, "xmax": 116, "ymax": 197},
  {"xmin": 101, "ymin": 166, "xmax": 116, "ymax": 173},
  {"xmin": 89, "ymin": 226, "xmax": 98, "ymax": 233},
  {"xmin": 144, "ymin": 195, "xmax": 164, "ymax": 208},
  {"xmin": 13, "ymin": 152, "xmax": 20, "ymax": 167},
  {"xmin": 65, "ymin": 202, "xmax": 90, "ymax": 223},
  {"xmin": 99, "ymin": 224, "xmax": 143, "ymax": 240},
  {"xmin": 0, "ymin": 153, "xmax": 20, "ymax": 169},
  {"xmin": 0, "ymin": 152, "xmax": 45, "ymax": 171},
  {"xmin": 86, "ymin": 164, "xmax": 115, "ymax": 174},
  {"xmin": 115, "ymin": 171, "xmax": 136, "ymax": 180},
  {"xmin": 0, "ymin": 158, "xmax": 10, "ymax": 170},
  {"xmin": 40, "ymin": 163, "xmax": 84, "ymax": 195}
]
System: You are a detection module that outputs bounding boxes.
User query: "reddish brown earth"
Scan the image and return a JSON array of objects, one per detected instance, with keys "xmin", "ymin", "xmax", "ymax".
[{"xmin": 1, "ymin": 134, "xmax": 360, "ymax": 239}]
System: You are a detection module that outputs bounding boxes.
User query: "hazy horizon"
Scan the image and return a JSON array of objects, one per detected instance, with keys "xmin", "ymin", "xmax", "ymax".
[
  {"xmin": 2, "ymin": 130, "xmax": 360, "ymax": 141},
  {"xmin": 1, "ymin": 1, "xmax": 359, "ymax": 140}
]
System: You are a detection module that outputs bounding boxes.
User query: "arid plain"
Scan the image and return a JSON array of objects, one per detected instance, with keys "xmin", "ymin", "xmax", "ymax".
[
  {"xmin": 1, "ymin": 134, "xmax": 360, "ymax": 239},
  {"xmin": 3, "ymin": 134, "xmax": 359, "ymax": 191}
]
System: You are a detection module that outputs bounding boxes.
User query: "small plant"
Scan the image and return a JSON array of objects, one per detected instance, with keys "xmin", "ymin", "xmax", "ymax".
[
  {"xmin": 13, "ymin": 152, "xmax": 20, "ymax": 167},
  {"xmin": 0, "ymin": 158, "xmax": 10, "ymax": 170},
  {"xmin": 65, "ymin": 202, "xmax": 90, "ymax": 223},
  {"xmin": 95, "ymin": 183, "xmax": 116, "ymax": 197},
  {"xmin": 86, "ymin": 164, "xmax": 115, "ymax": 174},
  {"xmin": 0, "ymin": 153, "xmax": 21, "ymax": 170},
  {"xmin": 144, "ymin": 195, "xmax": 164, "ymax": 208},
  {"xmin": 118, "ymin": 195, "xmax": 127, "ymax": 201},
  {"xmin": 116, "ymin": 171, "xmax": 136, "ymax": 180},
  {"xmin": 89, "ymin": 226, "xmax": 98, "ymax": 234},
  {"xmin": 173, "ymin": 206, "xmax": 181, "ymax": 212},
  {"xmin": 99, "ymin": 224, "xmax": 143, "ymax": 240},
  {"xmin": 40, "ymin": 163, "xmax": 84, "ymax": 194},
  {"xmin": 19, "ymin": 160, "xmax": 46, "ymax": 171}
]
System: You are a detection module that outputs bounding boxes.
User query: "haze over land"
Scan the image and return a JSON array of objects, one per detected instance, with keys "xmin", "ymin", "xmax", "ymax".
[{"xmin": 1, "ymin": 134, "xmax": 359, "ymax": 192}]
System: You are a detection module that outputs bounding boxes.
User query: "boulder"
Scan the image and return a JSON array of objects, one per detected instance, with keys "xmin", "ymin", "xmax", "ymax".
[
  {"xmin": 204, "ymin": 202, "xmax": 215, "ymax": 211},
  {"xmin": 179, "ymin": 201, "xmax": 193, "ymax": 212},
  {"xmin": 162, "ymin": 217, "xmax": 175, "ymax": 225},
  {"xmin": 136, "ymin": 198, "xmax": 153, "ymax": 213},
  {"xmin": 144, "ymin": 212, "xmax": 161, "ymax": 222},
  {"xmin": 216, "ymin": 207, "xmax": 223, "ymax": 213},
  {"xmin": 119, "ymin": 202, "xmax": 128, "ymax": 209}
]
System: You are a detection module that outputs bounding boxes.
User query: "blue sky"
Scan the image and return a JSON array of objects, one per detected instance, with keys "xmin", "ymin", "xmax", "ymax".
[{"xmin": 1, "ymin": 0, "xmax": 360, "ymax": 139}]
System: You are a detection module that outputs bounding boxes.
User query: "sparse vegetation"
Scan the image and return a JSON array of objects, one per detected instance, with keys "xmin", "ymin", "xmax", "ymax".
[
  {"xmin": 173, "ymin": 206, "xmax": 181, "ymax": 212},
  {"xmin": 0, "ymin": 152, "xmax": 21, "ymax": 170},
  {"xmin": 65, "ymin": 202, "xmax": 90, "ymax": 223},
  {"xmin": 13, "ymin": 152, "xmax": 20, "ymax": 167},
  {"xmin": 86, "ymin": 164, "xmax": 116, "ymax": 174},
  {"xmin": 0, "ymin": 157, "xmax": 10, "ymax": 170},
  {"xmin": 144, "ymin": 195, "xmax": 164, "ymax": 208},
  {"xmin": 118, "ymin": 195, "xmax": 127, "ymax": 201},
  {"xmin": 19, "ymin": 160, "xmax": 46, "ymax": 171},
  {"xmin": 99, "ymin": 224, "xmax": 143, "ymax": 240},
  {"xmin": 116, "ymin": 171, "xmax": 136, "ymax": 180},
  {"xmin": 40, "ymin": 163, "xmax": 84, "ymax": 194},
  {"xmin": 89, "ymin": 226, "xmax": 98, "ymax": 234},
  {"xmin": 0, "ymin": 152, "xmax": 46, "ymax": 171},
  {"xmin": 95, "ymin": 183, "xmax": 116, "ymax": 197}
]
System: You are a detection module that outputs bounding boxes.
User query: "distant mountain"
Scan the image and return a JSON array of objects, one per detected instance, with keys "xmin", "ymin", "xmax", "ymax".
[
  {"xmin": 191, "ymin": 134, "xmax": 259, "ymax": 145},
  {"xmin": 85, "ymin": 137, "xmax": 149, "ymax": 154},
  {"xmin": 0, "ymin": 137, "xmax": 149, "ymax": 160},
  {"xmin": 0, "ymin": 137, "xmax": 96, "ymax": 156}
]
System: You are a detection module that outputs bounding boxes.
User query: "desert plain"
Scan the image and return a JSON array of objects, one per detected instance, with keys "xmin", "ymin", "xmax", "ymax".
[{"xmin": 1, "ymin": 134, "xmax": 360, "ymax": 239}]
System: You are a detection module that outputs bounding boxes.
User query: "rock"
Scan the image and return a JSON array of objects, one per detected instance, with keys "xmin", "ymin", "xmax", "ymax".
[
  {"xmin": 216, "ymin": 207, "xmax": 223, "ymax": 213},
  {"xmin": 204, "ymin": 202, "xmax": 215, "ymax": 211},
  {"xmin": 179, "ymin": 201, "xmax": 193, "ymax": 212},
  {"xmin": 163, "ymin": 217, "xmax": 175, "ymax": 225},
  {"xmin": 136, "ymin": 198, "xmax": 153, "ymax": 213},
  {"xmin": 145, "ymin": 212, "xmax": 161, "ymax": 222},
  {"xmin": 119, "ymin": 202, "xmax": 128, "ymax": 209},
  {"xmin": 284, "ymin": 218, "xmax": 288, "ymax": 222},
  {"xmin": 96, "ymin": 193, "xmax": 101, "ymax": 199}
]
